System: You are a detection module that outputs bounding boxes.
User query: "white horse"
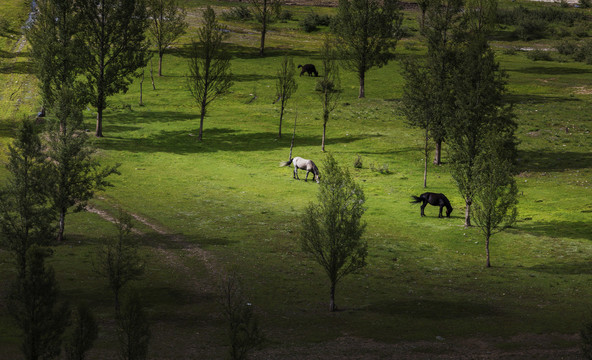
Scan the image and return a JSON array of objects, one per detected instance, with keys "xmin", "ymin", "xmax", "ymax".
[{"xmin": 279, "ymin": 156, "xmax": 320, "ymax": 183}]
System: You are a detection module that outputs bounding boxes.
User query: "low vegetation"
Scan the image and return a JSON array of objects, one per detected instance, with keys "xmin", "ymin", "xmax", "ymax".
[{"xmin": 0, "ymin": 0, "xmax": 591, "ymax": 358}]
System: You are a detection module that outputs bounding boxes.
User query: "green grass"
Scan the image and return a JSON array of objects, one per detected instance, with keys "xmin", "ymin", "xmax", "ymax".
[{"xmin": 0, "ymin": 0, "xmax": 592, "ymax": 358}]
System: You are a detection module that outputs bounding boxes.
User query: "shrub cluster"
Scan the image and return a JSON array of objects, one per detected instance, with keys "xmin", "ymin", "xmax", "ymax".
[
  {"xmin": 526, "ymin": 49, "xmax": 554, "ymax": 61},
  {"xmin": 497, "ymin": 5, "xmax": 590, "ymax": 40},
  {"xmin": 555, "ymin": 39, "xmax": 592, "ymax": 64},
  {"xmin": 299, "ymin": 12, "xmax": 332, "ymax": 33},
  {"xmin": 221, "ymin": 5, "xmax": 252, "ymax": 21}
]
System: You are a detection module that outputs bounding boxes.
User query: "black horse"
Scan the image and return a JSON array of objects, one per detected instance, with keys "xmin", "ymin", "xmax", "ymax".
[
  {"xmin": 298, "ymin": 64, "xmax": 318, "ymax": 77},
  {"xmin": 411, "ymin": 192, "xmax": 453, "ymax": 218}
]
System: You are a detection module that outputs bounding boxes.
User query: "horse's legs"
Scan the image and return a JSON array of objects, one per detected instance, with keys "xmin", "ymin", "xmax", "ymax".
[
  {"xmin": 293, "ymin": 166, "xmax": 299, "ymax": 179},
  {"xmin": 438, "ymin": 205, "xmax": 443, "ymax": 218},
  {"xmin": 420, "ymin": 201, "xmax": 427, "ymax": 217},
  {"xmin": 305, "ymin": 171, "xmax": 309, "ymax": 182}
]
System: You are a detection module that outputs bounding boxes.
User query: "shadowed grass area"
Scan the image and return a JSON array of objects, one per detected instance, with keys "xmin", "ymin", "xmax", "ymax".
[{"xmin": 0, "ymin": 0, "xmax": 591, "ymax": 358}]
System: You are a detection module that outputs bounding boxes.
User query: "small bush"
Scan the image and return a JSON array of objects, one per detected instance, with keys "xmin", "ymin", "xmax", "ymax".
[
  {"xmin": 502, "ymin": 47, "xmax": 518, "ymax": 56},
  {"xmin": 353, "ymin": 155, "xmax": 363, "ymax": 169},
  {"xmin": 370, "ymin": 162, "xmax": 391, "ymax": 174},
  {"xmin": 221, "ymin": 5, "xmax": 252, "ymax": 21},
  {"xmin": 574, "ymin": 40, "xmax": 592, "ymax": 64},
  {"xmin": 556, "ymin": 39, "xmax": 579, "ymax": 55},
  {"xmin": 515, "ymin": 18, "xmax": 548, "ymax": 41},
  {"xmin": 299, "ymin": 12, "xmax": 331, "ymax": 33},
  {"xmin": 278, "ymin": 10, "xmax": 293, "ymax": 21},
  {"xmin": 573, "ymin": 23, "xmax": 589, "ymax": 37},
  {"xmin": 526, "ymin": 49, "xmax": 553, "ymax": 61},
  {"xmin": 579, "ymin": 0, "xmax": 592, "ymax": 8}
]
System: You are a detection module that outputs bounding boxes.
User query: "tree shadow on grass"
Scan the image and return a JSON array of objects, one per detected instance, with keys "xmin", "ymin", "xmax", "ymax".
[
  {"xmin": 517, "ymin": 150, "xmax": 592, "ymax": 172},
  {"xmin": 170, "ymin": 42, "xmax": 320, "ymax": 61},
  {"xmin": 510, "ymin": 66, "xmax": 592, "ymax": 76},
  {"xmin": 369, "ymin": 299, "xmax": 500, "ymax": 319},
  {"xmin": 528, "ymin": 261, "xmax": 592, "ymax": 275},
  {"xmin": 0, "ymin": 59, "xmax": 33, "ymax": 74},
  {"xmin": 518, "ymin": 220, "xmax": 592, "ymax": 241},
  {"xmin": 99, "ymin": 126, "xmax": 372, "ymax": 155},
  {"xmin": 506, "ymin": 93, "xmax": 581, "ymax": 105}
]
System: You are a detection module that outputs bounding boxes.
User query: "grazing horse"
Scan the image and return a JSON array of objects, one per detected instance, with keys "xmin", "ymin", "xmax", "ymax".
[
  {"xmin": 279, "ymin": 157, "xmax": 320, "ymax": 183},
  {"xmin": 410, "ymin": 192, "xmax": 453, "ymax": 218},
  {"xmin": 298, "ymin": 64, "xmax": 318, "ymax": 77}
]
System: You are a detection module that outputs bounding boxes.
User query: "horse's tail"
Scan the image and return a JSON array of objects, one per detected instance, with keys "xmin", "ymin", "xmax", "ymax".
[
  {"xmin": 279, "ymin": 158, "xmax": 293, "ymax": 167},
  {"xmin": 410, "ymin": 195, "xmax": 423, "ymax": 204}
]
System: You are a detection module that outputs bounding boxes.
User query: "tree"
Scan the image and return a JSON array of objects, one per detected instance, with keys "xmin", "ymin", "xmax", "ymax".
[
  {"xmin": 332, "ymin": 0, "xmax": 402, "ymax": 98},
  {"xmin": 446, "ymin": 0, "xmax": 514, "ymax": 227},
  {"xmin": 47, "ymin": 87, "xmax": 120, "ymax": 242},
  {"xmin": 401, "ymin": 59, "xmax": 434, "ymax": 188},
  {"xmin": 64, "ymin": 303, "xmax": 99, "ymax": 360},
  {"xmin": 300, "ymin": 154, "xmax": 367, "ymax": 312},
  {"xmin": 117, "ymin": 291, "xmax": 151, "ymax": 360},
  {"xmin": 187, "ymin": 6, "xmax": 233, "ymax": 142},
  {"xmin": 249, "ymin": 0, "xmax": 282, "ymax": 56},
  {"xmin": 95, "ymin": 210, "xmax": 144, "ymax": 314},
  {"xmin": 7, "ymin": 245, "xmax": 70, "ymax": 360},
  {"xmin": 420, "ymin": 0, "xmax": 463, "ymax": 165},
  {"xmin": 219, "ymin": 271, "xmax": 264, "ymax": 360},
  {"xmin": 147, "ymin": 0, "xmax": 187, "ymax": 76},
  {"xmin": 0, "ymin": 120, "xmax": 55, "ymax": 277},
  {"xmin": 274, "ymin": 56, "xmax": 298, "ymax": 139},
  {"xmin": 471, "ymin": 134, "xmax": 518, "ymax": 268},
  {"xmin": 316, "ymin": 36, "xmax": 341, "ymax": 152},
  {"xmin": 26, "ymin": 0, "xmax": 87, "ymax": 112},
  {"xmin": 78, "ymin": 0, "xmax": 150, "ymax": 137}
]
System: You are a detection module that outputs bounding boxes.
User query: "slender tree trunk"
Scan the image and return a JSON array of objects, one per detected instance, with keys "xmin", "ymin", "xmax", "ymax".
[
  {"xmin": 464, "ymin": 197, "xmax": 471, "ymax": 227},
  {"xmin": 158, "ymin": 52, "xmax": 163, "ymax": 76},
  {"xmin": 150, "ymin": 59, "xmax": 156, "ymax": 90},
  {"xmin": 139, "ymin": 70, "xmax": 144, "ymax": 106},
  {"xmin": 434, "ymin": 139, "xmax": 442, "ymax": 165},
  {"xmin": 358, "ymin": 71, "xmax": 365, "ymax": 98},
  {"xmin": 322, "ymin": 116, "xmax": 327, "ymax": 152},
  {"xmin": 57, "ymin": 209, "xmax": 66, "ymax": 242},
  {"xmin": 279, "ymin": 103, "xmax": 285, "ymax": 139},
  {"xmin": 485, "ymin": 232, "xmax": 491, "ymax": 268},
  {"xmin": 198, "ymin": 110, "xmax": 205, "ymax": 142},
  {"xmin": 329, "ymin": 282, "xmax": 336, "ymax": 312},
  {"xmin": 423, "ymin": 128, "xmax": 429, "ymax": 188},
  {"xmin": 96, "ymin": 107, "xmax": 103, "ymax": 137},
  {"xmin": 288, "ymin": 113, "xmax": 297, "ymax": 160},
  {"xmin": 260, "ymin": 5, "xmax": 267, "ymax": 57}
]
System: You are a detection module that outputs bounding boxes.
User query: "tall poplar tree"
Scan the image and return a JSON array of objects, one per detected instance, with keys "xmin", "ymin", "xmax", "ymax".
[
  {"xmin": 26, "ymin": 0, "xmax": 87, "ymax": 112},
  {"xmin": 147, "ymin": 0, "xmax": 188, "ymax": 76},
  {"xmin": 317, "ymin": 36, "xmax": 341, "ymax": 152},
  {"xmin": 249, "ymin": 0, "xmax": 282, "ymax": 56},
  {"xmin": 78, "ymin": 0, "xmax": 150, "ymax": 137},
  {"xmin": 332, "ymin": 0, "xmax": 402, "ymax": 98},
  {"xmin": 301, "ymin": 154, "xmax": 367, "ymax": 312},
  {"xmin": 275, "ymin": 56, "xmax": 297, "ymax": 139},
  {"xmin": 0, "ymin": 120, "xmax": 54, "ymax": 277},
  {"xmin": 187, "ymin": 6, "xmax": 233, "ymax": 142}
]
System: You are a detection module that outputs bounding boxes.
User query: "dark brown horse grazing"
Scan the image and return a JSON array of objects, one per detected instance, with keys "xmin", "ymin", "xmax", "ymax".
[
  {"xmin": 411, "ymin": 192, "xmax": 453, "ymax": 218},
  {"xmin": 298, "ymin": 64, "xmax": 318, "ymax": 77}
]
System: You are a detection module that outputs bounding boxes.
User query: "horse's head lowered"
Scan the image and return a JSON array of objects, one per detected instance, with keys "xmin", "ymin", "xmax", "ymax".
[{"xmin": 446, "ymin": 205, "xmax": 453, "ymax": 217}]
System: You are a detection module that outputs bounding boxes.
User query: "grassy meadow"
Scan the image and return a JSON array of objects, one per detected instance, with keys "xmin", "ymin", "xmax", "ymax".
[{"xmin": 1, "ymin": 0, "xmax": 592, "ymax": 358}]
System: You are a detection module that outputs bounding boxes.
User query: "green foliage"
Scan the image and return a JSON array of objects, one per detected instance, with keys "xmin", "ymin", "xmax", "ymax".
[
  {"xmin": 25, "ymin": 0, "xmax": 88, "ymax": 110},
  {"xmin": 187, "ymin": 6, "xmax": 233, "ymax": 141},
  {"xmin": 117, "ymin": 290, "xmax": 151, "ymax": 360},
  {"xmin": 353, "ymin": 155, "xmax": 363, "ymax": 169},
  {"xmin": 0, "ymin": 119, "xmax": 55, "ymax": 276},
  {"xmin": 526, "ymin": 49, "xmax": 553, "ymax": 61},
  {"xmin": 299, "ymin": 12, "xmax": 331, "ymax": 33},
  {"xmin": 95, "ymin": 210, "xmax": 144, "ymax": 314},
  {"xmin": 275, "ymin": 56, "xmax": 297, "ymax": 138},
  {"xmin": 472, "ymin": 134, "xmax": 519, "ymax": 268},
  {"xmin": 316, "ymin": 36, "xmax": 341, "ymax": 152},
  {"xmin": 221, "ymin": 5, "xmax": 253, "ymax": 21},
  {"xmin": 248, "ymin": 0, "xmax": 283, "ymax": 56},
  {"xmin": 78, "ymin": 0, "xmax": 150, "ymax": 137},
  {"xmin": 7, "ymin": 245, "xmax": 70, "ymax": 360},
  {"xmin": 46, "ymin": 87, "xmax": 120, "ymax": 242},
  {"xmin": 332, "ymin": 0, "xmax": 403, "ymax": 98},
  {"xmin": 219, "ymin": 271, "xmax": 264, "ymax": 360},
  {"xmin": 300, "ymin": 154, "xmax": 367, "ymax": 311},
  {"xmin": 64, "ymin": 303, "xmax": 99, "ymax": 360},
  {"xmin": 147, "ymin": 0, "xmax": 188, "ymax": 76},
  {"xmin": 496, "ymin": 5, "xmax": 588, "ymax": 27}
]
